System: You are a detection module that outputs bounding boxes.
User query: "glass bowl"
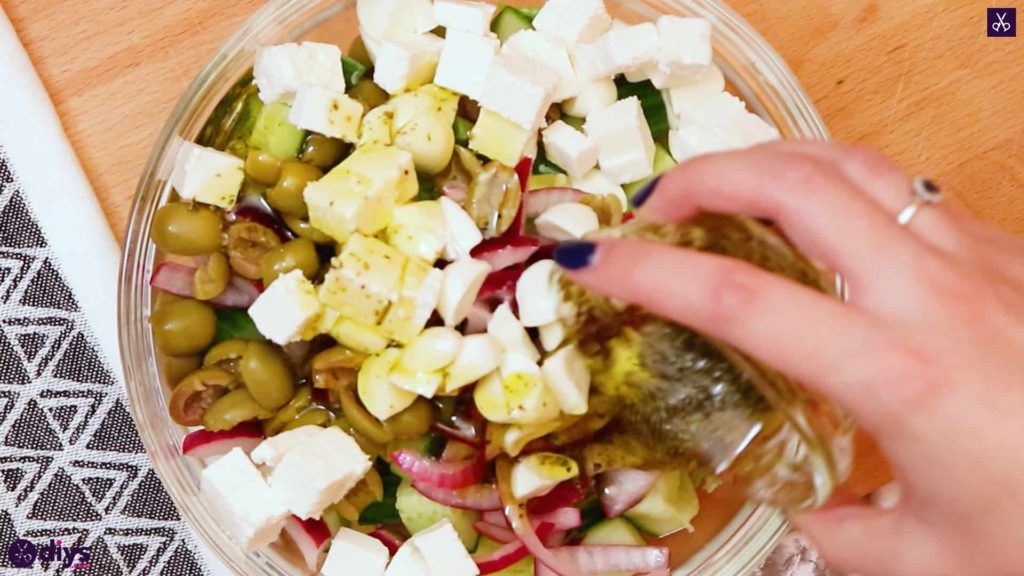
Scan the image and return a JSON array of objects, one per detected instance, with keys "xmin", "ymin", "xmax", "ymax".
[{"xmin": 119, "ymin": 0, "xmax": 830, "ymax": 574}]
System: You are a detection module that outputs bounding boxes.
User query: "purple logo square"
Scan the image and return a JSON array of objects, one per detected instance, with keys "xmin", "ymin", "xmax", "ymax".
[{"xmin": 989, "ymin": 8, "xmax": 1016, "ymax": 37}]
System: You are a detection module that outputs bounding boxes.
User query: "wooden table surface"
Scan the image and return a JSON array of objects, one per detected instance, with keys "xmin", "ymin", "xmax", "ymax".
[{"xmin": 5, "ymin": 0, "xmax": 1023, "ymax": 496}]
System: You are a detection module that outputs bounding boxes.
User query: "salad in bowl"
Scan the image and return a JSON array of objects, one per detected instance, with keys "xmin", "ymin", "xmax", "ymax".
[{"xmin": 137, "ymin": 0, "xmax": 799, "ymax": 574}]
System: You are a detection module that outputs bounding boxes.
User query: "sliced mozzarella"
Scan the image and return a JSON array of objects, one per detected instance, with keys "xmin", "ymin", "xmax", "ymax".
[
  {"xmin": 390, "ymin": 366, "xmax": 445, "ymax": 398},
  {"xmin": 535, "ymin": 203, "xmax": 600, "ymax": 242},
  {"xmin": 515, "ymin": 260, "xmax": 564, "ymax": 328},
  {"xmin": 439, "ymin": 196, "xmax": 484, "ymax": 261},
  {"xmin": 439, "ymin": 258, "xmax": 492, "ymax": 327},
  {"xmin": 541, "ymin": 344, "xmax": 591, "ymax": 415},
  {"xmin": 444, "ymin": 333, "xmax": 503, "ymax": 393},
  {"xmin": 357, "ymin": 348, "xmax": 419, "ymax": 420},
  {"xmin": 538, "ymin": 320, "xmax": 567, "ymax": 352},
  {"xmin": 511, "ymin": 453, "xmax": 580, "ymax": 500},
  {"xmin": 400, "ymin": 327, "xmax": 464, "ymax": 373},
  {"xmin": 487, "ymin": 302, "xmax": 540, "ymax": 361}
]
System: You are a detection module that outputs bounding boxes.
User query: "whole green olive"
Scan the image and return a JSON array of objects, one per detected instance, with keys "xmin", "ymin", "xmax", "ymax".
[
  {"xmin": 283, "ymin": 407, "xmax": 332, "ymax": 431},
  {"xmin": 169, "ymin": 366, "xmax": 236, "ymax": 426},
  {"xmin": 267, "ymin": 160, "xmax": 322, "ymax": 218},
  {"xmin": 282, "ymin": 215, "xmax": 334, "ymax": 244},
  {"xmin": 300, "ymin": 135, "xmax": 349, "ymax": 170},
  {"xmin": 202, "ymin": 388, "xmax": 274, "ymax": 432},
  {"xmin": 226, "ymin": 221, "xmax": 281, "ymax": 280},
  {"xmin": 260, "ymin": 238, "xmax": 320, "ymax": 287},
  {"xmin": 151, "ymin": 299, "xmax": 217, "ymax": 357},
  {"xmin": 263, "ymin": 386, "xmax": 313, "ymax": 436},
  {"xmin": 245, "ymin": 150, "xmax": 282, "ymax": 186},
  {"xmin": 150, "ymin": 202, "xmax": 223, "ymax": 256},
  {"xmin": 384, "ymin": 397, "xmax": 437, "ymax": 440},
  {"xmin": 202, "ymin": 339, "xmax": 250, "ymax": 372},
  {"xmin": 239, "ymin": 341, "xmax": 296, "ymax": 410},
  {"xmin": 348, "ymin": 79, "xmax": 389, "ymax": 112},
  {"xmin": 192, "ymin": 252, "xmax": 231, "ymax": 301}
]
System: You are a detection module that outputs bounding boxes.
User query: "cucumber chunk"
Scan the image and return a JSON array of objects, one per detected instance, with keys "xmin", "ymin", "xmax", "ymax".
[
  {"xmin": 492, "ymin": 6, "xmax": 534, "ymax": 42},
  {"xmin": 248, "ymin": 101, "xmax": 306, "ymax": 159},
  {"xmin": 474, "ymin": 538, "xmax": 535, "ymax": 575},
  {"xmin": 615, "ymin": 76, "xmax": 670, "ymax": 136},
  {"xmin": 581, "ymin": 518, "xmax": 647, "ymax": 576},
  {"xmin": 623, "ymin": 143, "xmax": 676, "ymax": 198},
  {"xmin": 624, "ymin": 469, "xmax": 699, "ymax": 537},
  {"xmin": 396, "ymin": 479, "xmax": 480, "ymax": 550}
]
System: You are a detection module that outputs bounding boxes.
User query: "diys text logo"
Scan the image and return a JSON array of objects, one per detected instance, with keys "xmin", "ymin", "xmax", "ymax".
[{"xmin": 7, "ymin": 537, "xmax": 91, "ymax": 570}]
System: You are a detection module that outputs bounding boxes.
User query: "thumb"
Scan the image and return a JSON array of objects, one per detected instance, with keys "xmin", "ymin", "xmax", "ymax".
[{"xmin": 792, "ymin": 504, "xmax": 907, "ymax": 576}]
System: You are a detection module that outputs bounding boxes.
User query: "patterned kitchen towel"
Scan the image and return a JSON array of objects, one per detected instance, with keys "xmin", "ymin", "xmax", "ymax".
[{"xmin": 0, "ymin": 8, "xmax": 226, "ymax": 575}]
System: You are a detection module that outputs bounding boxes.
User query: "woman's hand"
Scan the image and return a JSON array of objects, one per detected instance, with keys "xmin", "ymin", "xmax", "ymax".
[{"xmin": 552, "ymin": 141, "xmax": 1024, "ymax": 576}]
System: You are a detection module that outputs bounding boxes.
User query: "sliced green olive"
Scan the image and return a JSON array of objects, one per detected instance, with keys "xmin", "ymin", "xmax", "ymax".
[
  {"xmin": 151, "ymin": 202, "xmax": 223, "ymax": 256},
  {"xmin": 259, "ymin": 238, "xmax": 320, "ymax": 287},
  {"xmin": 579, "ymin": 193, "xmax": 624, "ymax": 227},
  {"xmin": 466, "ymin": 161, "xmax": 521, "ymax": 238},
  {"xmin": 311, "ymin": 346, "xmax": 366, "ymax": 391},
  {"xmin": 226, "ymin": 221, "xmax": 281, "ymax": 280},
  {"xmin": 202, "ymin": 339, "xmax": 250, "ymax": 372},
  {"xmin": 151, "ymin": 299, "xmax": 217, "ymax": 357},
  {"xmin": 202, "ymin": 387, "xmax": 274, "ymax": 432},
  {"xmin": 192, "ymin": 252, "xmax": 231, "ymax": 301},
  {"xmin": 348, "ymin": 79, "xmax": 389, "ymax": 112},
  {"xmin": 282, "ymin": 215, "xmax": 335, "ymax": 245},
  {"xmin": 283, "ymin": 406, "xmax": 333, "ymax": 431},
  {"xmin": 339, "ymin": 389, "xmax": 394, "ymax": 445},
  {"xmin": 300, "ymin": 134, "xmax": 349, "ymax": 170},
  {"xmin": 239, "ymin": 341, "xmax": 296, "ymax": 410},
  {"xmin": 263, "ymin": 386, "xmax": 313, "ymax": 436},
  {"xmin": 267, "ymin": 160, "xmax": 322, "ymax": 218},
  {"xmin": 245, "ymin": 150, "xmax": 282, "ymax": 186},
  {"xmin": 384, "ymin": 397, "xmax": 437, "ymax": 440},
  {"xmin": 169, "ymin": 367, "xmax": 236, "ymax": 426}
]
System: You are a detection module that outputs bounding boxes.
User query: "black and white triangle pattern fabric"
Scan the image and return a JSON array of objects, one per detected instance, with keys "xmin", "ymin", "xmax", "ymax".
[{"xmin": 0, "ymin": 150, "xmax": 209, "ymax": 575}]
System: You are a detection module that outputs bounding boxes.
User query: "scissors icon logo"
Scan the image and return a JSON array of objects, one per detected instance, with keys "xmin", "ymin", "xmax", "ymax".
[
  {"xmin": 993, "ymin": 11, "xmax": 1011, "ymax": 32},
  {"xmin": 988, "ymin": 8, "xmax": 1016, "ymax": 37}
]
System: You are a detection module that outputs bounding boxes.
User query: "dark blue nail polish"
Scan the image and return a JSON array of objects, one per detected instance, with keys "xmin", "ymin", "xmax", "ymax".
[
  {"xmin": 631, "ymin": 175, "xmax": 661, "ymax": 209},
  {"xmin": 553, "ymin": 241, "xmax": 597, "ymax": 271}
]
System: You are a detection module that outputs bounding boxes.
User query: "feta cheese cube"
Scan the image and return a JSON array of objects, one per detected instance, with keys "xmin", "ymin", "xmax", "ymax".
[
  {"xmin": 670, "ymin": 90, "xmax": 747, "ymax": 127},
  {"xmin": 320, "ymin": 234, "xmax": 408, "ymax": 325},
  {"xmin": 584, "ymin": 96, "xmax": 656, "ymax": 184},
  {"xmin": 535, "ymin": 202, "xmax": 600, "ymax": 242},
  {"xmin": 434, "ymin": 30, "xmax": 500, "ymax": 101},
  {"xmin": 468, "ymin": 108, "xmax": 533, "ymax": 167},
  {"xmin": 533, "ymin": 0, "xmax": 612, "ymax": 46},
  {"xmin": 561, "ymin": 78, "xmax": 618, "ymax": 119},
  {"xmin": 511, "ymin": 453, "xmax": 580, "ymax": 500},
  {"xmin": 663, "ymin": 65, "xmax": 726, "ymax": 124},
  {"xmin": 375, "ymin": 34, "xmax": 445, "ymax": 95},
  {"xmin": 541, "ymin": 344, "xmax": 591, "ymax": 415},
  {"xmin": 322, "ymin": 528, "xmax": 390, "ymax": 576},
  {"xmin": 541, "ymin": 121, "xmax": 598, "ymax": 178},
  {"xmin": 268, "ymin": 427, "xmax": 372, "ymax": 519},
  {"xmin": 386, "ymin": 200, "xmax": 448, "ymax": 263},
  {"xmin": 649, "ymin": 17, "xmax": 714, "ymax": 89},
  {"xmin": 668, "ymin": 111, "xmax": 780, "ymax": 161},
  {"xmin": 438, "ymin": 258, "xmax": 492, "ymax": 326},
  {"xmin": 439, "ymin": 196, "xmax": 483, "ymax": 261},
  {"xmin": 573, "ymin": 23, "xmax": 659, "ymax": 81},
  {"xmin": 433, "ymin": 0, "xmax": 496, "ymax": 34},
  {"xmin": 200, "ymin": 448, "xmax": 288, "ymax": 551},
  {"xmin": 413, "ymin": 519, "xmax": 480, "ymax": 576},
  {"xmin": 573, "ymin": 168, "xmax": 628, "ymax": 209},
  {"xmin": 380, "ymin": 258, "xmax": 444, "ymax": 344},
  {"xmin": 515, "ymin": 260, "xmax": 563, "ymax": 328},
  {"xmin": 502, "ymin": 30, "xmax": 579, "ymax": 102},
  {"xmin": 248, "ymin": 270, "xmax": 321, "ymax": 345},
  {"xmin": 444, "ymin": 333, "xmax": 503, "ymax": 392},
  {"xmin": 288, "ymin": 86, "xmax": 364, "ymax": 143},
  {"xmin": 250, "ymin": 425, "xmax": 323, "ymax": 467},
  {"xmin": 487, "ymin": 302, "xmax": 540, "ymax": 361},
  {"xmin": 479, "ymin": 51, "xmax": 558, "ymax": 130},
  {"xmin": 359, "ymin": 348, "xmax": 420, "ymax": 420},
  {"xmin": 385, "ymin": 539, "xmax": 430, "ymax": 576},
  {"xmin": 170, "ymin": 142, "xmax": 245, "ymax": 209},
  {"xmin": 538, "ymin": 320, "xmax": 567, "ymax": 352},
  {"xmin": 254, "ymin": 42, "xmax": 346, "ymax": 103}
]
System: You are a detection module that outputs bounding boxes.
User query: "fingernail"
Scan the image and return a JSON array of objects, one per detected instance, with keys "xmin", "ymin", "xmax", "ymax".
[
  {"xmin": 553, "ymin": 241, "xmax": 597, "ymax": 271},
  {"xmin": 631, "ymin": 175, "xmax": 661, "ymax": 209}
]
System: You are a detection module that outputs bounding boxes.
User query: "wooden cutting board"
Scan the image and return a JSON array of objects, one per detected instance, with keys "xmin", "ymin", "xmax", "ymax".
[{"xmin": 5, "ymin": 0, "xmax": 1022, "ymax": 496}]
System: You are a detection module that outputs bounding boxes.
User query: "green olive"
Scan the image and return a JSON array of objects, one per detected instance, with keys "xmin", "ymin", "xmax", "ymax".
[
  {"xmin": 579, "ymin": 194, "xmax": 624, "ymax": 227},
  {"xmin": 466, "ymin": 161, "xmax": 521, "ymax": 238},
  {"xmin": 339, "ymin": 389, "xmax": 394, "ymax": 445},
  {"xmin": 267, "ymin": 160, "xmax": 322, "ymax": 218},
  {"xmin": 384, "ymin": 397, "xmax": 437, "ymax": 440},
  {"xmin": 348, "ymin": 79, "xmax": 389, "ymax": 112},
  {"xmin": 245, "ymin": 150, "xmax": 282, "ymax": 186},
  {"xmin": 192, "ymin": 252, "xmax": 231, "ymax": 301},
  {"xmin": 150, "ymin": 203, "xmax": 223, "ymax": 256},
  {"xmin": 283, "ymin": 406, "xmax": 332, "ymax": 431},
  {"xmin": 169, "ymin": 367, "xmax": 236, "ymax": 426},
  {"xmin": 239, "ymin": 341, "xmax": 296, "ymax": 410},
  {"xmin": 263, "ymin": 386, "xmax": 314, "ymax": 435},
  {"xmin": 151, "ymin": 299, "xmax": 217, "ymax": 357},
  {"xmin": 259, "ymin": 238, "xmax": 320, "ymax": 287},
  {"xmin": 348, "ymin": 36, "xmax": 374, "ymax": 69},
  {"xmin": 300, "ymin": 135, "xmax": 349, "ymax": 170},
  {"xmin": 202, "ymin": 339, "xmax": 250, "ymax": 372},
  {"xmin": 202, "ymin": 388, "xmax": 274, "ymax": 432},
  {"xmin": 282, "ymin": 215, "xmax": 334, "ymax": 244},
  {"xmin": 226, "ymin": 221, "xmax": 281, "ymax": 280},
  {"xmin": 311, "ymin": 346, "xmax": 366, "ymax": 390},
  {"xmin": 162, "ymin": 354, "xmax": 202, "ymax": 387}
]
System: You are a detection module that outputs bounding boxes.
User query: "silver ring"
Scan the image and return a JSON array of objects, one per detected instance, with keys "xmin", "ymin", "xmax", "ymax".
[{"xmin": 897, "ymin": 177, "xmax": 943, "ymax": 226}]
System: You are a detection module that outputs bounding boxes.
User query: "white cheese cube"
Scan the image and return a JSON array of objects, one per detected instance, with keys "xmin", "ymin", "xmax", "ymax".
[
  {"xmin": 663, "ymin": 65, "xmax": 726, "ymax": 125},
  {"xmin": 170, "ymin": 142, "xmax": 245, "ymax": 210},
  {"xmin": 434, "ymin": 30, "xmax": 500, "ymax": 101},
  {"xmin": 319, "ymin": 234, "xmax": 407, "ymax": 326},
  {"xmin": 375, "ymin": 34, "xmax": 445, "ymax": 95},
  {"xmin": 200, "ymin": 448, "xmax": 289, "ymax": 551},
  {"xmin": 585, "ymin": 96, "xmax": 656, "ymax": 184},
  {"xmin": 439, "ymin": 258, "xmax": 492, "ymax": 326},
  {"xmin": 668, "ymin": 111, "xmax": 780, "ymax": 161},
  {"xmin": 515, "ymin": 260, "xmax": 563, "ymax": 328},
  {"xmin": 414, "ymin": 519, "xmax": 480, "ymax": 576},
  {"xmin": 445, "ymin": 333, "xmax": 503, "ymax": 392},
  {"xmin": 248, "ymin": 270, "xmax": 321, "ymax": 345},
  {"xmin": 535, "ymin": 202, "xmax": 600, "ymax": 242},
  {"xmin": 487, "ymin": 302, "xmax": 540, "ymax": 361},
  {"xmin": 433, "ymin": 0, "xmax": 496, "ymax": 34},
  {"xmin": 288, "ymin": 85, "xmax": 364, "ymax": 143},
  {"xmin": 573, "ymin": 168, "xmax": 628, "ymax": 209},
  {"xmin": 541, "ymin": 344, "xmax": 591, "ymax": 415},
  {"xmin": 440, "ymin": 196, "xmax": 484, "ymax": 261},
  {"xmin": 562, "ymin": 78, "xmax": 618, "ymax": 119},
  {"xmin": 538, "ymin": 320, "xmax": 567, "ymax": 352},
  {"xmin": 573, "ymin": 23, "xmax": 659, "ymax": 81},
  {"xmin": 357, "ymin": 0, "xmax": 437, "ymax": 60},
  {"xmin": 268, "ymin": 427, "xmax": 372, "ymax": 520},
  {"xmin": 250, "ymin": 425, "xmax": 323, "ymax": 467},
  {"xmin": 479, "ymin": 51, "xmax": 559, "ymax": 130},
  {"xmin": 386, "ymin": 200, "xmax": 448, "ymax": 264},
  {"xmin": 502, "ymin": 30, "xmax": 579, "ymax": 102},
  {"xmin": 254, "ymin": 42, "xmax": 346, "ymax": 103},
  {"xmin": 533, "ymin": 0, "xmax": 612, "ymax": 46},
  {"xmin": 541, "ymin": 121, "xmax": 598, "ymax": 178},
  {"xmin": 649, "ymin": 17, "xmax": 714, "ymax": 89},
  {"xmin": 386, "ymin": 538, "xmax": 430, "ymax": 576},
  {"xmin": 381, "ymin": 259, "xmax": 444, "ymax": 344},
  {"xmin": 322, "ymin": 528, "xmax": 390, "ymax": 576},
  {"xmin": 411, "ymin": 0, "xmax": 438, "ymax": 33},
  {"xmin": 671, "ymin": 90, "xmax": 747, "ymax": 127}
]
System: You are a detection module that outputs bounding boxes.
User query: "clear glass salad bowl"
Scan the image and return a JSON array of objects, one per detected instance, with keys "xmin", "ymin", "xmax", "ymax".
[{"xmin": 119, "ymin": 0, "xmax": 830, "ymax": 574}]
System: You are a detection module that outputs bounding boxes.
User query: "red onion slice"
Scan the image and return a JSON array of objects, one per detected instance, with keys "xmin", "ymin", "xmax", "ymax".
[
  {"xmin": 282, "ymin": 515, "xmax": 331, "ymax": 572},
  {"xmin": 471, "ymin": 236, "xmax": 542, "ymax": 272},
  {"xmin": 150, "ymin": 262, "xmax": 261, "ymax": 308},
  {"xmin": 473, "ymin": 521, "xmax": 517, "ymax": 544},
  {"xmin": 463, "ymin": 302, "xmax": 493, "ymax": 335},
  {"xmin": 476, "ymin": 265, "xmax": 525, "ymax": 308},
  {"xmin": 532, "ymin": 508, "xmax": 582, "ymax": 531},
  {"xmin": 368, "ymin": 528, "xmax": 405, "ymax": 556},
  {"xmin": 525, "ymin": 187, "xmax": 586, "ymax": 218},
  {"xmin": 181, "ymin": 422, "xmax": 264, "ymax": 459},
  {"xmin": 528, "ymin": 480, "xmax": 586, "ymax": 514},
  {"xmin": 546, "ymin": 545, "xmax": 671, "ymax": 574},
  {"xmin": 390, "ymin": 449, "xmax": 486, "ymax": 490},
  {"xmin": 442, "ymin": 182, "xmax": 468, "ymax": 204},
  {"xmin": 497, "ymin": 457, "xmax": 576, "ymax": 576},
  {"xmin": 474, "ymin": 522, "xmax": 555, "ymax": 575},
  {"xmin": 411, "ymin": 481, "xmax": 501, "ymax": 511},
  {"xmin": 598, "ymin": 469, "xmax": 661, "ymax": 518}
]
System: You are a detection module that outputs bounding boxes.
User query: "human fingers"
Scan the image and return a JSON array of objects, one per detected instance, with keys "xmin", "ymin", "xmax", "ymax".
[{"xmin": 792, "ymin": 505, "xmax": 917, "ymax": 576}]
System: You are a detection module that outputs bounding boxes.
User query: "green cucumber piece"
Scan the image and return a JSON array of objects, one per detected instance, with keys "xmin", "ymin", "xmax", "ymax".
[
  {"xmin": 396, "ymin": 479, "xmax": 480, "ymax": 550},
  {"xmin": 358, "ymin": 468, "xmax": 402, "ymax": 525},
  {"xmin": 624, "ymin": 469, "xmax": 699, "ymax": 537},
  {"xmin": 342, "ymin": 55, "xmax": 368, "ymax": 87},
  {"xmin": 511, "ymin": 6, "xmax": 541, "ymax": 20},
  {"xmin": 582, "ymin": 518, "xmax": 647, "ymax": 546},
  {"xmin": 474, "ymin": 538, "xmax": 535, "ymax": 575},
  {"xmin": 492, "ymin": 6, "xmax": 534, "ymax": 42},
  {"xmin": 453, "ymin": 116, "xmax": 473, "ymax": 147},
  {"xmin": 623, "ymin": 143, "xmax": 677, "ymax": 198},
  {"xmin": 533, "ymin": 149, "xmax": 567, "ymax": 175},
  {"xmin": 212, "ymin": 309, "xmax": 263, "ymax": 345},
  {"xmin": 248, "ymin": 100, "xmax": 306, "ymax": 159},
  {"xmin": 615, "ymin": 76, "xmax": 670, "ymax": 136}
]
